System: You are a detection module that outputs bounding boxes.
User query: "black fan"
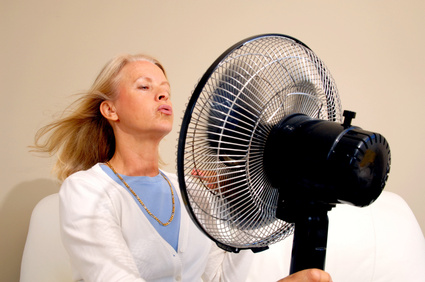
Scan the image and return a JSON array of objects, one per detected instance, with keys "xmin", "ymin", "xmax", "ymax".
[{"xmin": 177, "ymin": 34, "xmax": 391, "ymax": 274}]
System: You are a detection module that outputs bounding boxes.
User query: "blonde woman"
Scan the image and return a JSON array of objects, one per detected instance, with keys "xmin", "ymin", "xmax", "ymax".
[{"xmin": 34, "ymin": 54, "xmax": 331, "ymax": 282}]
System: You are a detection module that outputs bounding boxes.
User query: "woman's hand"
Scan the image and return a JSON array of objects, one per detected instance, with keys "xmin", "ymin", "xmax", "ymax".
[
  {"xmin": 191, "ymin": 168, "xmax": 220, "ymax": 190},
  {"xmin": 277, "ymin": 269, "xmax": 332, "ymax": 282}
]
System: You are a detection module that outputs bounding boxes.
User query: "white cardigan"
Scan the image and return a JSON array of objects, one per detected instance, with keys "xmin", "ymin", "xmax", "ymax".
[{"xmin": 59, "ymin": 164, "xmax": 253, "ymax": 282}]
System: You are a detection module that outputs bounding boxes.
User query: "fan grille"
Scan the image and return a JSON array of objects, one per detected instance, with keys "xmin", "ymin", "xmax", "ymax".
[{"xmin": 179, "ymin": 35, "xmax": 342, "ymax": 249}]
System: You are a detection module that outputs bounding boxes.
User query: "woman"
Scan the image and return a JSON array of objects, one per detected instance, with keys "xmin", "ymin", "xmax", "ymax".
[{"xmin": 33, "ymin": 54, "xmax": 332, "ymax": 282}]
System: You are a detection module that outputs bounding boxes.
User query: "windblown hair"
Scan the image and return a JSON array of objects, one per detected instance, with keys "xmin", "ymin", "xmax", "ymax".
[{"xmin": 32, "ymin": 54, "xmax": 167, "ymax": 181}]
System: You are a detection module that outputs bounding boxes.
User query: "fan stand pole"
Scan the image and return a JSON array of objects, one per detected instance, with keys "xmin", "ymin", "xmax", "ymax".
[{"xmin": 289, "ymin": 208, "xmax": 330, "ymax": 274}]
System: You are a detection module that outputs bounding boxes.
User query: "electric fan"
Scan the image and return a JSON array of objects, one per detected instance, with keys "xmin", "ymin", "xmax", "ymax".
[{"xmin": 177, "ymin": 34, "xmax": 391, "ymax": 274}]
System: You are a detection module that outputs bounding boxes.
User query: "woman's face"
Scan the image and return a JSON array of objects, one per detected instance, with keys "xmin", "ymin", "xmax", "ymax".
[{"xmin": 112, "ymin": 60, "xmax": 173, "ymax": 140}]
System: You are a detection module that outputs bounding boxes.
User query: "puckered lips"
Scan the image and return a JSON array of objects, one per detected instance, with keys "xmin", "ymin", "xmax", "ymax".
[{"xmin": 158, "ymin": 104, "xmax": 173, "ymax": 115}]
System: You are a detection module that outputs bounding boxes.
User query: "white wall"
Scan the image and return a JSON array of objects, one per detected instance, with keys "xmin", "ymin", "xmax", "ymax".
[{"xmin": 1, "ymin": 1, "xmax": 424, "ymax": 280}]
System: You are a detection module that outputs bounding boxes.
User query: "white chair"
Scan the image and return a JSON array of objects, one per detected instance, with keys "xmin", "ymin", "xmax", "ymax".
[
  {"xmin": 20, "ymin": 193, "xmax": 73, "ymax": 282},
  {"xmin": 20, "ymin": 191, "xmax": 425, "ymax": 282}
]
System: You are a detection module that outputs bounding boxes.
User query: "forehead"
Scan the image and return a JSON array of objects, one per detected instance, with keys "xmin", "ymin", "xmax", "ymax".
[{"xmin": 118, "ymin": 60, "xmax": 167, "ymax": 84}]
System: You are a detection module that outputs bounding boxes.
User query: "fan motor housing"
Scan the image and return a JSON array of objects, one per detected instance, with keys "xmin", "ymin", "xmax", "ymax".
[{"xmin": 264, "ymin": 112, "xmax": 391, "ymax": 208}]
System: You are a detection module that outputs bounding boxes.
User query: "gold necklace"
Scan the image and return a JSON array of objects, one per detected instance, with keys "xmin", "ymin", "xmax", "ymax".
[{"xmin": 106, "ymin": 161, "xmax": 175, "ymax": 226}]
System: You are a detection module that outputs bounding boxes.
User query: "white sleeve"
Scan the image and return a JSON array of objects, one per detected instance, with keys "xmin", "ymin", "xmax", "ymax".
[
  {"xmin": 202, "ymin": 243, "xmax": 254, "ymax": 282},
  {"xmin": 59, "ymin": 176, "xmax": 145, "ymax": 282}
]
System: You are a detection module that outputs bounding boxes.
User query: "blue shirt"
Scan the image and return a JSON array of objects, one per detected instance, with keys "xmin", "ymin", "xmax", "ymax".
[{"xmin": 101, "ymin": 164, "xmax": 181, "ymax": 252}]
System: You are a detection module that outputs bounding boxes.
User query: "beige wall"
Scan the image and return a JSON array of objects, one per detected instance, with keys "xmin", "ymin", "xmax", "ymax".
[{"xmin": 1, "ymin": 0, "xmax": 424, "ymax": 280}]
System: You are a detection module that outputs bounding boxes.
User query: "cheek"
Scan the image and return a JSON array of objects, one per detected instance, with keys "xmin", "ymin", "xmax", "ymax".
[{"xmin": 115, "ymin": 94, "xmax": 147, "ymax": 118}]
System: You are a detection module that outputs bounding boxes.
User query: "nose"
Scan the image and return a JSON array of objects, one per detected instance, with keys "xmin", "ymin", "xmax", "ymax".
[{"xmin": 157, "ymin": 89, "xmax": 170, "ymax": 101}]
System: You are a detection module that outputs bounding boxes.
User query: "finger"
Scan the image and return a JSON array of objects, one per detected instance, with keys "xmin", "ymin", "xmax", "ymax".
[{"xmin": 277, "ymin": 269, "xmax": 332, "ymax": 282}]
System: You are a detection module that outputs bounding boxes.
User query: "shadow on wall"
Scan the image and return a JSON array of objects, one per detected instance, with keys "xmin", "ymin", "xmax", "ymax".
[{"xmin": 0, "ymin": 179, "xmax": 60, "ymax": 281}]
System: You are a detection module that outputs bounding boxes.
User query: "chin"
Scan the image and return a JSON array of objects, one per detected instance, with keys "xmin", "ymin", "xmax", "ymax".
[{"xmin": 161, "ymin": 124, "xmax": 173, "ymax": 135}]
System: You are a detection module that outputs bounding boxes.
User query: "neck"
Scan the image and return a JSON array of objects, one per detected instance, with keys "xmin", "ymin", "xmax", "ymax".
[{"xmin": 109, "ymin": 137, "xmax": 161, "ymax": 177}]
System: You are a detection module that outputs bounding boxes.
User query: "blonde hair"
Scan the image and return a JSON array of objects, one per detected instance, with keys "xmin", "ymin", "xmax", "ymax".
[{"xmin": 32, "ymin": 54, "xmax": 167, "ymax": 181}]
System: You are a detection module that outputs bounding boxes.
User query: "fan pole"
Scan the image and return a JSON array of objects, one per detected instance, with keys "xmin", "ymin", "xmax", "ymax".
[{"xmin": 289, "ymin": 208, "xmax": 330, "ymax": 274}]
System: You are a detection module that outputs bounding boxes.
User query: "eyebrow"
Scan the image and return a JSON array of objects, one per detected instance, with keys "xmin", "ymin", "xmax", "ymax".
[
  {"xmin": 135, "ymin": 76, "xmax": 170, "ymax": 86},
  {"xmin": 160, "ymin": 81, "xmax": 171, "ymax": 88}
]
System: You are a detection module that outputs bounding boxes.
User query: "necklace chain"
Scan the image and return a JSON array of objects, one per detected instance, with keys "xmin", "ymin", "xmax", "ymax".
[{"xmin": 106, "ymin": 161, "xmax": 175, "ymax": 226}]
